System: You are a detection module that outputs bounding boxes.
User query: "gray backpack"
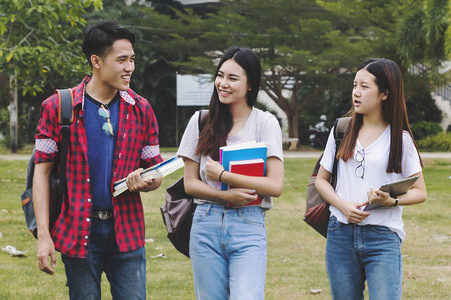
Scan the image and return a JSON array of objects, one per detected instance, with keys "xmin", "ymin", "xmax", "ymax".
[{"xmin": 21, "ymin": 89, "xmax": 73, "ymax": 238}]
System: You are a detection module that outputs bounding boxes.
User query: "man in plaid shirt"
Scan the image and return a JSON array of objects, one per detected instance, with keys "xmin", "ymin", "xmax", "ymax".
[{"xmin": 33, "ymin": 20, "xmax": 163, "ymax": 299}]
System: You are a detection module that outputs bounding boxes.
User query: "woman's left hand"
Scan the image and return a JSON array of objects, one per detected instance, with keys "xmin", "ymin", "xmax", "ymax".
[
  {"xmin": 206, "ymin": 159, "xmax": 225, "ymax": 182},
  {"xmin": 367, "ymin": 188, "xmax": 395, "ymax": 206}
]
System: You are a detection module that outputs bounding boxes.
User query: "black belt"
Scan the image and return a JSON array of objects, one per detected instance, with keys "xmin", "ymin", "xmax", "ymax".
[{"xmin": 92, "ymin": 210, "xmax": 114, "ymax": 219}]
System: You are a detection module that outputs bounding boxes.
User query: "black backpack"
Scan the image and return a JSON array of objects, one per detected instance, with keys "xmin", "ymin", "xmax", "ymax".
[
  {"xmin": 303, "ymin": 117, "xmax": 351, "ymax": 237},
  {"xmin": 21, "ymin": 89, "xmax": 74, "ymax": 238}
]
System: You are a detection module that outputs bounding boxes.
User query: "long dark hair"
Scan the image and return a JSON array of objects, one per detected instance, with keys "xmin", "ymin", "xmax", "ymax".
[
  {"xmin": 196, "ymin": 47, "xmax": 262, "ymax": 160},
  {"xmin": 337, "ymin": 58, "xmax": 422, "ymax": 173}
]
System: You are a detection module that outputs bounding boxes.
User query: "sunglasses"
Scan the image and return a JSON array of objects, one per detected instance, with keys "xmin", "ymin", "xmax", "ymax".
[
  {"xmin": 98, "ymin": 104, "xmax": 114, "ymax": 137},
  {"xmin": 355, "ymin": 149, "xmax": 365, "ymax": 179}
]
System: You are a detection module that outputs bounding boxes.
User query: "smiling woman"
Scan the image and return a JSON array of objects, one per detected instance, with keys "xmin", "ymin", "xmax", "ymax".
[
  {"xmin": 177, "ymin": 47, "xmax": 284, "ymax": 299},
  {"xmin": 215, "ymin": 59, "xmax": 250, "ymax": 107}
]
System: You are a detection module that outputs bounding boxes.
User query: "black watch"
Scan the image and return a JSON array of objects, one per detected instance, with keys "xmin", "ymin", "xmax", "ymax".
[{"xmin": 392, "ymin": 197, "xmax": 399, "ymax": 207}]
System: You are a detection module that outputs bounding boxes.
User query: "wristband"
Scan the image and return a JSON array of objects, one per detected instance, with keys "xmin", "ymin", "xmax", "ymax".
[
  {"xmin": 392, "ymin": 197, "xmax": 399, "ymax": 207},
  {"xmin": 219, "ymin": 170, "xmax": 226, "ymax": 183}
]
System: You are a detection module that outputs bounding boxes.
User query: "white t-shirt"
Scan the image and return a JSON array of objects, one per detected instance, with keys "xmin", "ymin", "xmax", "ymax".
[
  {"xmin": 320, "ymin": 125, "xmax": 422, "ymax": 241},
  {"xmin": 177, "ymin": 107, "xmax": 283, "ymax": 210}
]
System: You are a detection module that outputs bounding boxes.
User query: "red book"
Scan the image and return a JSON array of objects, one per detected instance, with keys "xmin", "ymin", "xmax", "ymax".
[{"xmin": 227, "ymin": 158, "xmax": 265, "ymax": 207}]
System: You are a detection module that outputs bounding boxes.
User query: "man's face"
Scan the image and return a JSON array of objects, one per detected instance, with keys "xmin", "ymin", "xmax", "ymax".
[{"xmin": 96, "ymin": 39, "xmax": 135, "ymax": 91}]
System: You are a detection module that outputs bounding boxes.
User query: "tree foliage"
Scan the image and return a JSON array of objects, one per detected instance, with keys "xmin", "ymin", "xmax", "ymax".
[
  {"xmin": 0, "ymin": 0, "xmax": 448, "ymax": 149},
  {"xmin": 0, "ymin": 0, "xmax": 103, "ymax": 95},
  {"xmin": 0, "ymin": 0, "xmax": 102, "ymax": 152},
  {"xmin": 139, "ymin": 0, "xmax": 378, "ymax": 142},
  {"xmin": 396, "ymin": 0, "xmax": 451, "ymax": 82}
]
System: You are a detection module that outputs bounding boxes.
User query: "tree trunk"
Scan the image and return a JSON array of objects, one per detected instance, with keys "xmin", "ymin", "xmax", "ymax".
[
  {"xmin": 287, "ymin": 111, "xmax": 299, "ymax": 150},
  {"xmin": 8, "ymin": 73, "xmax": 18, "ymax": 153}
]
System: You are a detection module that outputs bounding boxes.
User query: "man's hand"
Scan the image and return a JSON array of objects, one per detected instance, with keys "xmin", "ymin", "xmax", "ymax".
[
  {"xmin": 126, "ymin": 169, "xmax": 162, "ymax": 192},
  {"xmin": 37, "ymin": 236, "xmax": 56, "ymax": 275}
]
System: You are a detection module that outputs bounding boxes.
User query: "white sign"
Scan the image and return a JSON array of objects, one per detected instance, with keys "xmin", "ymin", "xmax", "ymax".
[{"xmin": 176, "ymin": 74, "xmax": 213, "ymax": 106}]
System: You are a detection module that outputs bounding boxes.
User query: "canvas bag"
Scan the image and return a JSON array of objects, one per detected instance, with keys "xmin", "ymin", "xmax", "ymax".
[
  {"xmin": 160, "ymin": 109, "xmax": 206, "ymax": 258},
  {"xmin": 303, "ymin": 117, "xmax": 351, "ymax": 237},
  {"xmin": 20, "ymin": 89, "xmax": 74, "ymax": 238}
]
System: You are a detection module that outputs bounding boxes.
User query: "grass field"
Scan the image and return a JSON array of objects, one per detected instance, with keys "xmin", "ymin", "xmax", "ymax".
[{"xmin": 0, "ymin": 156, "xmax": 450, "ymax": 299}]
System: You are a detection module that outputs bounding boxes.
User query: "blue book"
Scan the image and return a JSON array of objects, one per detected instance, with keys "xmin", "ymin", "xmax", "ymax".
[{"xmin": 219, "ymin": 141, "xmax": 267, "ymax": 190}]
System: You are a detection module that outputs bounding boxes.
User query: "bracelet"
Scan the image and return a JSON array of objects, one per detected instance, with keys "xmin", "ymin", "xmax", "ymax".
[
  {"xmin": 392, "ymin": 197, "xmax": 399, "ymax": 207},
  {"xmin": 219, "ymin": 170, "xmax": 226, "ymax": 183}
]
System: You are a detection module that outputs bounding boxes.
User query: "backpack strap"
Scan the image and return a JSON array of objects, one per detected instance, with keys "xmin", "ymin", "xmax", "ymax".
[
  {"xmin": 331, "ymin": 117, "xmax": 352, "ymax": 186},
  {"xmin": 55, "ymin": 89, "xmax": 74, "ymax": 196},
  {"xmin": 198, "ymin": 109, "xmax": 208, "ymax": 132},
  {"xmin": 333, "ymin": 117, "xmax": 352, "ymax": 143}
]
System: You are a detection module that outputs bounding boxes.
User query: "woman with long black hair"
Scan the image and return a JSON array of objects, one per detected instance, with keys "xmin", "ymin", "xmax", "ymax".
[{"xmin": 177, "ymin": 47, "xmax": 284, "ymax": 300}]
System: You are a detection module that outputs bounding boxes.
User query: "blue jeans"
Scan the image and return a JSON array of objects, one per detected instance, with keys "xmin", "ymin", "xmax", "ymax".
[
  {"xmin": 61, "ymin": 217, "xmax": 146, "ymax": 300},
  {"xmin": 190, "ymin": 203, "xmax": 267, "ymax": 300},
  {"xmin": 325, "ymin": 216, "xmax": 402, "ymax": 300}
]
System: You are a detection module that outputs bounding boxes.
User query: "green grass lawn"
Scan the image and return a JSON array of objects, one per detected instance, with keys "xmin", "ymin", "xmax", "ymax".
[{"xmin": 0, "ymin": 156, "xmax": 450, "ymax": 299}]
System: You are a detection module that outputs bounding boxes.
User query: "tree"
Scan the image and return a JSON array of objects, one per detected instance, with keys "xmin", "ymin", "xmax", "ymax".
[
  {"xmin": 138, "ymin": 0, "xmax": 379, "ymax": 147},
  {"xmin": 0, "ymin": 0, "xmax": 102, "ymax": 152},
  {"xmin": 396, "ymin": 0, "xmax": 451, "ymax": 83}
]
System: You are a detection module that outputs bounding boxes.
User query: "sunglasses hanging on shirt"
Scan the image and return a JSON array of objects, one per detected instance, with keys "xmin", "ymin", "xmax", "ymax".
[{"xmin": 98, "ymin": 104, "xmax": 114, "ymax": 137}]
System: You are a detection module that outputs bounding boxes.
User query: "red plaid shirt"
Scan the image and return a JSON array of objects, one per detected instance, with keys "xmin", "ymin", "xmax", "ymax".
[{"xmin": 35, "ymin": 76, "xmax": 163, "ymax": 258}]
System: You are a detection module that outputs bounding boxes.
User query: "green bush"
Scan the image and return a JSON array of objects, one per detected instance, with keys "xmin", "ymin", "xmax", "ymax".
[
  {"xmin": 410, "ymin": 121, "xmax": 443, "ymax": 140},
  {"xmin": 418, "ymin": 132, "xmax": 451, "ymax": 151}
]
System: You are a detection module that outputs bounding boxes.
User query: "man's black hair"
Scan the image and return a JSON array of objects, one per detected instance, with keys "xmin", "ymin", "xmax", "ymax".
[{"xmin": 82, "ymin": 20, "xmax": 136, "ymax": 68}]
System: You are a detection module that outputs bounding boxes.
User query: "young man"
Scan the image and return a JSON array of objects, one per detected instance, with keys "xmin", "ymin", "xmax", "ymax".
[{"xmin": 33, "ymin": 20, "xmax": 163, "ymax": 299}]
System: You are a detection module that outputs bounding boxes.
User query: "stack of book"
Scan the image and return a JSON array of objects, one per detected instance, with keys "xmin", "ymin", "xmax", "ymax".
[
  {"xmin": 113, "ymin": 156, "xmax": 184, "ymax": 197},
  {"xmin": 219, "ymin": 141, "xmax": 267, "ymax": 206}
]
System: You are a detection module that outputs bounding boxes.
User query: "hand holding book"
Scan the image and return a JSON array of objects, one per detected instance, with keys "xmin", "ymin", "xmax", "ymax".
[
  {"xmin": 112, "ymin": 157, "xmax": 184, "ymax": 197},
  {"xmin": 216, "ymin": 141, "xmax": 267, "ymax": 207}
]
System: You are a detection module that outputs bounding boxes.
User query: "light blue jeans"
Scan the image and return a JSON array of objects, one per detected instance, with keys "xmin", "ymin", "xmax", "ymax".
[
  {"xmin": 190, "ymin": 203, "xmax": 267, "ymax": 300},
  {"xmin": 325, "ymin": 216, "xmax": 402, "ymax": 300},
  {"xmin": 61, "ymin": 217, "xmax": 146, "ymax": 300}
]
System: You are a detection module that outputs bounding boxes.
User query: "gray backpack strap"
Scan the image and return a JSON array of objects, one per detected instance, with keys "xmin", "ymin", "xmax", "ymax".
[
  {"xmin": 331, "ymin": 117, "xmax": 352, "ymax": 186},
  {"xmin": 55, "ymin": 89, "xmax": 74, "ymax": 196},
  {"xmin": 334, "ymin": 117, "xmax": 352, "ymax": 142}
]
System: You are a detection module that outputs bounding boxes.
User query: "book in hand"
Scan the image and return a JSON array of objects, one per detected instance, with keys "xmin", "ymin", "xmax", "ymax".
[
  {"xmin": 112, "ymin": 157, "xmax": 184, "ymax": 197},
  {"xmin": 363, "ymin": 175, "xmax": 420, "ymax": 211},
  {"xmin": 219, "ymin": 141, "xmax": 267, "ymax": 191},
  {"xmin": 227, "ymin": 158, "xmax": 265, "ymax": 207}
]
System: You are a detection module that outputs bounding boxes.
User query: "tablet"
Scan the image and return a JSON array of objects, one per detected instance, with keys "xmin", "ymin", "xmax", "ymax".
[{"xmin": 363, "ymin": 176, "xmax": 420, "ymax": 211}]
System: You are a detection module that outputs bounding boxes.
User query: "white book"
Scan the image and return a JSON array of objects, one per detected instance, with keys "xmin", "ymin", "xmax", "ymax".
[{"xmin": 112, "ymin": 157, "xmax": 184, "ymax": 197}]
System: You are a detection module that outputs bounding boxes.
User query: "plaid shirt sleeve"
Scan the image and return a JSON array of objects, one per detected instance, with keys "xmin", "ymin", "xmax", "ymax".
[
  {"xmin": 140, "ymin": 96, "xmax": 163, "ymax": 168},
  {"xmin": 34, "ymin": 94, "xmax": 61, "ymax": 163}
]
